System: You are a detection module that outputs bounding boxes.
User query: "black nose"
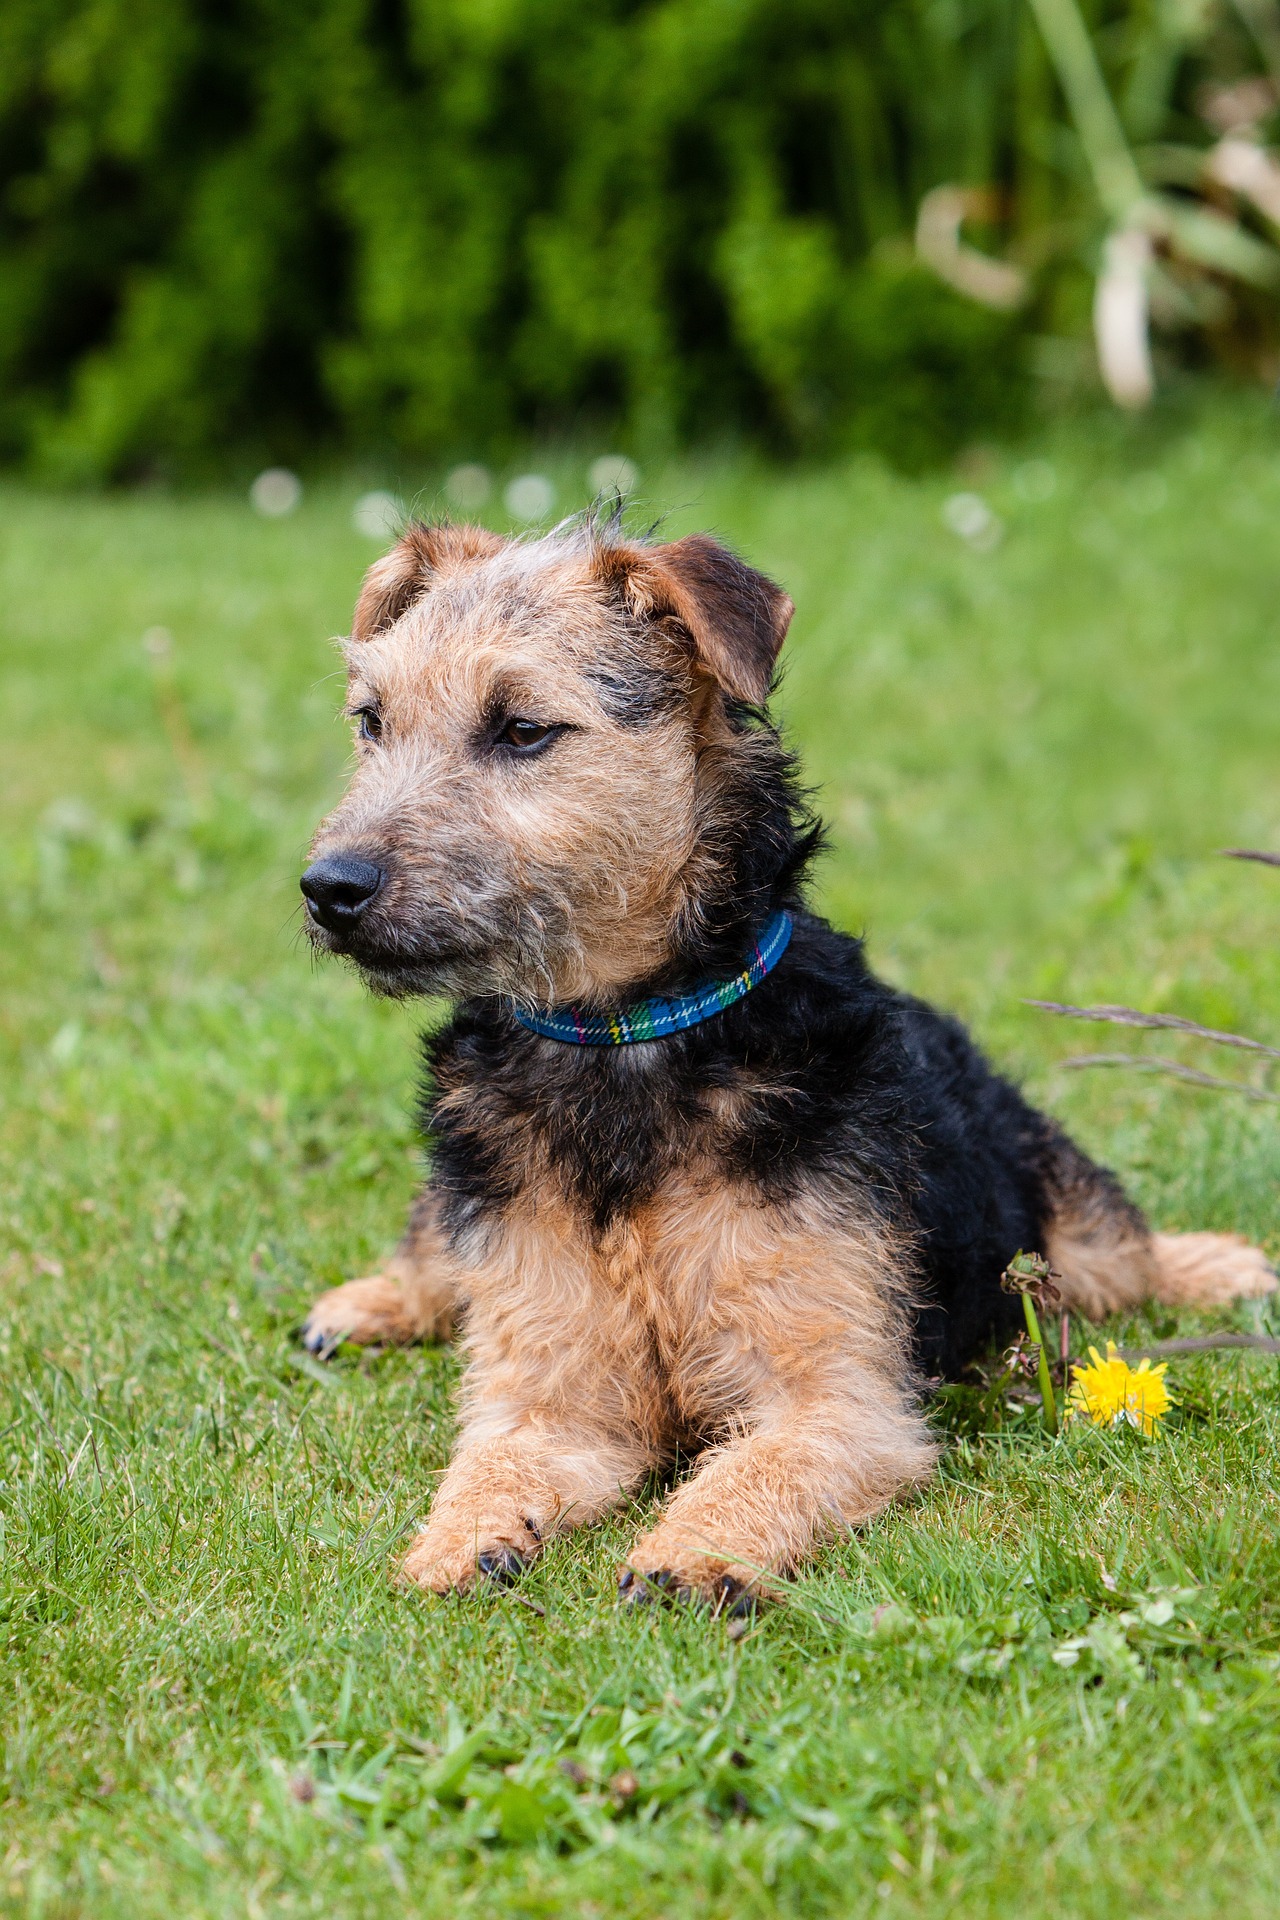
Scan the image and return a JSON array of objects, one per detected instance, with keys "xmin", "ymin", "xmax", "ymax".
[{"xmin": 300, "ymin": 855, "xmax": 385, "ymax": 931}]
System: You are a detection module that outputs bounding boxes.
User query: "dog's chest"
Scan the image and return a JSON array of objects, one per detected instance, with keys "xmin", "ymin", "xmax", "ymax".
[
  {"xmin": 597, "ymin": 1169, "xmax": 742, "ymax": 1326},
  {"xmin": 471, "ymin": 1150, "xmax": 781, "ymax": 1374},
  {"xmin": 460, "ymin": 1121, "xmax": 895, "ymax": 1434},
  {"xmin": 434, "ymin": 1039, "xmax": 739, "ymax": 1231},
  {"xmin": 438, "ymin": 1040, "xmax": 880, "ymax": 1416},
  {"xmin": 587, "ymin": 1166, "xmax": 821, "ymax": 1416}
]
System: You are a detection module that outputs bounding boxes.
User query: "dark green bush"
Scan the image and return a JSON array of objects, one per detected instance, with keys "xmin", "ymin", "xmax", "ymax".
[{"xmin": 0, "ymin": 0, "xmax": 1202, "ymax": 476}]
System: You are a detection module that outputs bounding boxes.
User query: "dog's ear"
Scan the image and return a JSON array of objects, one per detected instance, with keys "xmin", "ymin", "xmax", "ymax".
[
  {"xmin": 600, "ymin": 535, "xmax": 793, "ymax": 705},
  {"xmin": 351, "ymin": 521, "xmax": 505, "ymax": 643}
]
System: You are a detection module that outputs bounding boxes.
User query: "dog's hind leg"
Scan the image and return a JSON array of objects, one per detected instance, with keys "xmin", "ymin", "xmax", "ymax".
[
  {"xmin": 301, "ymin": 1187, "xmax": 461, "ymax": 1353},
  {"xmin": 1040, "ymin": 1126, "xmax": 1274, "ymax": 1317}
]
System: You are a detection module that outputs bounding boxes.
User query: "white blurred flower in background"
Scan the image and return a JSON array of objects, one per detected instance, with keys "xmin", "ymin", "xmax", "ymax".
[
  {"xmin": 352, "ymin": 490, "xmax": 400, "ymax": 539},
  {"xmin": 943, "ymin": 492, "xmax": 1003, "ymax": 551},
  {"xmin": 250, "ymin": 468, "xmax": 302, "ymax": 517},
  {"xmin": 1011, "ymin": 460, "xmax": 1057, "ymax": 503},
  {"xmin": 914, "ymin": 187, "xmax": 1030, "ymax": 311},
  {"xmin": 588, "ymin": 454, "xmax": 640, "ymax": 497},
  {"xmin": 504, "ymin": 473, "xmax": 556, "ymax": 522},
  {"xmin": 446, "ymin": 464, "xmax": 492, "ymax": 510}
]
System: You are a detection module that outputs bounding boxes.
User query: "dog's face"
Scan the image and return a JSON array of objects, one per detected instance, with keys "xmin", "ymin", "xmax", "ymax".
[{"xmin": 302, "ymin": 521, "xmax": 792, "ymax": 1006}]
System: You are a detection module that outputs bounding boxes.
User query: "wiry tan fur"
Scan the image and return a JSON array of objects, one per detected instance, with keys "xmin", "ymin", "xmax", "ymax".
[
  {"xmin": 1150, "ymin": 1232, "xmax": 1275, "ymax": 1305},
  {"xmin": 311, "ymin": 525, "xmax": 765, "ymax": 1009},
  {"xmin": 313, "ymin": 1158, "xmax": 936, "ymax": 1601},
  {"xmin": 302, "ymin": 517, "xmax": 1273, "ymax": 1606}
]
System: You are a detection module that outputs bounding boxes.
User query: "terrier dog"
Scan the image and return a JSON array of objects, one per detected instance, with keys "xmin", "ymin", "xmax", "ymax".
[{"xmin": 299, "ymin": 515, "xmax": 1273, "ymax": 1607}]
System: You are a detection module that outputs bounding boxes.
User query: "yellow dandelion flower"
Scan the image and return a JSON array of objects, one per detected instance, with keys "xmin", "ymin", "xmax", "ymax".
[{"xmin": 1067, "ymin": 1341, "xmax": 1175, "ymax": 1436}]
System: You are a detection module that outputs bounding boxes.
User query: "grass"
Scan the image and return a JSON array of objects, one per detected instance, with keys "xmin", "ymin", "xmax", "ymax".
[{"xmin": 4, "ymin": 395, "xmax": 1280, "ymax": 1918}]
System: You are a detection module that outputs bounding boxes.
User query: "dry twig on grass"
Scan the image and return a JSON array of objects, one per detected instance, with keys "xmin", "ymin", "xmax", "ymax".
[
  {"xmin": 1119, "ymin": 1334, "xmax": 1280, "ymax": 1358},
  {"xmin": 1030, "ymin": 848, "xmax": 1280, "ymax": 1095},
  {"xmin": 1061, "ymin": 1053, "xmax": 1280, "ymax": 1100},
  {"xmin": 1026, "ymin": 999, "xmax": 1280, "ymax": 1058}
]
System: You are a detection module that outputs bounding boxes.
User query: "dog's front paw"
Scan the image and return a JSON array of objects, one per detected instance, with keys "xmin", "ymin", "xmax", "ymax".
[
  {"xmin": 400, "ymin": 1514, "xmax": 540, "ymax": 1595},
  {"xmin": 300, "ymin": 1274, "xmax": 418, "ymax": 1354},
  {"xmin": 619, "ymin": 1527, "xmax": 764, "ymax": 1615}
]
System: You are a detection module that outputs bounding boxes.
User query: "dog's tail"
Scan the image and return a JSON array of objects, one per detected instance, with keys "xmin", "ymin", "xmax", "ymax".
[
  {"xmin": 1037, "ymin": 1124, "xmax": 1274, "ymax": 1318},
  {"xmin": 1148, "ymin": 1230, "xmax": 1276, "ymax": 1306}
]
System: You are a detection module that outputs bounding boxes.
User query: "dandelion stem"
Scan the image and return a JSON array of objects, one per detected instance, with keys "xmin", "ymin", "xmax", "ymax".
[{"xmin": 1022, "ymin": 1293, "xmax": 1059, "ymax": 1434}]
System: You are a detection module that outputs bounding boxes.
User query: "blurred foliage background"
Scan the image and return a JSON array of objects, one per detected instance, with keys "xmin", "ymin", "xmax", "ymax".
[{"xmin": 5, "ymin": 0, "xmax": 1280, "ymax": 482}]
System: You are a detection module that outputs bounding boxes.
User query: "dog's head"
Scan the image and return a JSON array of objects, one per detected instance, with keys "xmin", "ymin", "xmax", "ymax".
[{"xmin": 301, "ymin": 517, "xmax": 797, "ymax": 1006}]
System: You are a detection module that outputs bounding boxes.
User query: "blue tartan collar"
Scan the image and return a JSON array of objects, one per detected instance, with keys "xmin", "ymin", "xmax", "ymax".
[{"xmin": 510, "ymin": 910, "xmax": 793, "ymax": 1046}]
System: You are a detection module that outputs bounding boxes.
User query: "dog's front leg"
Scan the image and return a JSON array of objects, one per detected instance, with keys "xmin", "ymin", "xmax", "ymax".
[
  {"xmin": 621, "ymin": 1371, "xmax": 937, "ymax": 1609},
  {"xmin": 401, "ymin": 1418, "xmax": 652, "ymax": 1594},
  {"xmin": 301, "ymin": 1188, "xmax": 460, "ymax": 1353},
  {"xmin": 402, "ymin": 1259, "xmax": 663, "ymax": 1593}
]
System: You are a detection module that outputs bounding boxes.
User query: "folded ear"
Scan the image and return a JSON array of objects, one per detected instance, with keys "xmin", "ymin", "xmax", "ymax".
[
  {"xmin": 351, "ymin": 521, "xmax": 505, "ymax": 643},
  {"xmin": 600, "ymin": 534, "xmax": 793, "ymax": 705}
]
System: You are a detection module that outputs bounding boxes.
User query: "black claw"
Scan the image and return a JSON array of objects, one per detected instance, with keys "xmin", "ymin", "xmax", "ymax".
[
  {"xmin": 477, "ymin": 1547, "xmax": 527, "ymax": 1588},
  {"xmin": 298, "ymin": 1320, "xmax": 353, "ymax": 1360},
  {"xmin": 620, "ymin": 1566, "xmax": 759, "ymax": 1619},
  {"xmin": 620, "ymin": 1567, "xmax": 698, "ymax": 1609},
  {"xmin": 619, "ymin": 1568, "xmax": 668, "ymax": 1606},
  {"xmin": 714, "ymin": 1575, "xmax": 757, "ymax": 1620}
]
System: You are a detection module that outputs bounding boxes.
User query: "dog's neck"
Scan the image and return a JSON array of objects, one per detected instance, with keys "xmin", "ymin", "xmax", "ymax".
[
  {"xmin": 576, "ymin": 710, "xmax": 823, "ymax": 1010},
  {"xmin": 510, "ymin": 909, "xmax": 794, "ymax": 1045},
  {"xmin": 508, "ymin": 720, "xmax": 822, "ymax": 1024}
]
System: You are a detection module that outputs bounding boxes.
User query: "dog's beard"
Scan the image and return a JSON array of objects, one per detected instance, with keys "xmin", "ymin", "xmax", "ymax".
[
  {"xmin": 353, "ymin": 950, "xmax": 482, "ymax": 1000},
  {"xmin": 308, "ymin": 923, "xmax": 498, "ymax": 1000},
  {"xmin": 307, "ymin": 902, "xmax": 573, "ymax": 1007}
]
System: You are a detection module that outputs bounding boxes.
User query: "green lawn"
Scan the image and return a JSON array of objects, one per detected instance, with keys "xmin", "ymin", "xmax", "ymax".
[{"xmin": 3, "ymin": 398, "xmax": 1280, "ymax": 1919}]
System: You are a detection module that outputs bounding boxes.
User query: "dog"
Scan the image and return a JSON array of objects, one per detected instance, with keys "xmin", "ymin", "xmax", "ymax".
[{"xmin": 298, "ymin": 513, "xmax": 1274, "ymax": 1607}]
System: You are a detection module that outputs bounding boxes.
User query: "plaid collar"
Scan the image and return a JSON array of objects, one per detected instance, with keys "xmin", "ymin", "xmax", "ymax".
[{"xmin": 510, "ymin": 910, "xmax": 793, "ymax": 1045}]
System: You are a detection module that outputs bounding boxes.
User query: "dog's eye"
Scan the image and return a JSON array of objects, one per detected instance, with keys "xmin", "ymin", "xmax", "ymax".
[
  {"xmin": 355, "ymin": 706, "xmax": 382, "ymax": 743},
  {"xmin": 499, "ymin": 718, "xmax": 554, "ymax": 752}
]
